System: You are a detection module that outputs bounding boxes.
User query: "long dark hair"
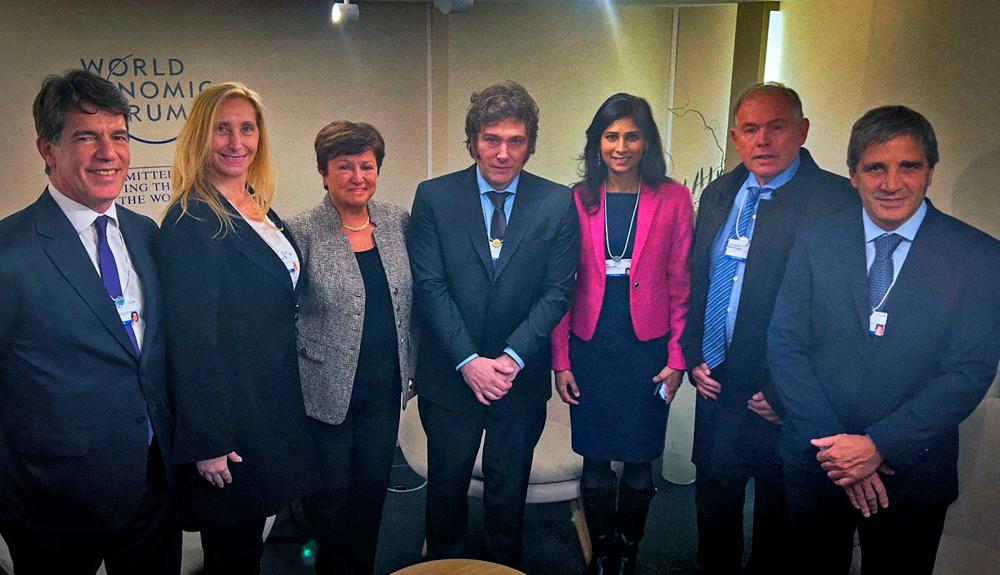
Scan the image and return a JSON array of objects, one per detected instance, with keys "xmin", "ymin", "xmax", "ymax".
[{"xmin": 578, "ymin": 93, "xmax": 668, "ymax": 214}]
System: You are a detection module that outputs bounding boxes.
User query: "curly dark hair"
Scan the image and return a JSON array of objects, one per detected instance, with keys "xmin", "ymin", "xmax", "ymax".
[{"xmin": 464, "ymin": 81, "xmax": 539, "ymax": 159}]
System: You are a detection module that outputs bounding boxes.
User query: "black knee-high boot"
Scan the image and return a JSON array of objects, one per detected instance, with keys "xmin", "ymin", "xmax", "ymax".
[
  {"xmin": 613, "ymin": 483, "xmax": 656, "ymax": 575},
  {"xmin": 581, "ymin": 483, "xmax": 618, "ymax": 574}
]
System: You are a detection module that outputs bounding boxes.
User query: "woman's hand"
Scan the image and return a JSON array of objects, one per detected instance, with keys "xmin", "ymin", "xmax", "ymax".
[
  {"xmin": 653, "ymin": 366, "xmax": 683, "ymax": 403},
  {"xmin": 555, "ymin": 370, "xmax": 580, "ymax": 406},
  {"xmin": 196, "ymin": 451, "xmax": 243, "ymax": 488}
]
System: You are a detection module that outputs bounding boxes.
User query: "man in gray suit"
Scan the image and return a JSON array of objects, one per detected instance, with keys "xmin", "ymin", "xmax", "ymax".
[{"xmin": 0, "ymin": 70, "xmax": 178, "ymax": 574}]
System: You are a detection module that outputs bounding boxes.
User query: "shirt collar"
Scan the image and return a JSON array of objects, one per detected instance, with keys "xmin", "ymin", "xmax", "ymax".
[
  {"xmin": 743, "ymin": 152, "xmax": 802, "ymax": 194},
  {"xmin": 47, "ymin": 182, "xmax": 119, "ymax": 235},
  {"xmin": 476, "ymin": 166, "xmax": 521, "ymax": 196},
  {"xmin": 863, "ymin": 199, "xmax": 927, "ymax": 243}
]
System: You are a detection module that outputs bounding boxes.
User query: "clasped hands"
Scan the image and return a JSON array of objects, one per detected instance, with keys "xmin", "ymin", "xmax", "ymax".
[
  {"xmin": 811, "ymin": 433, "xmax": 896, "ymax": 518},
  {"xmin": 461, "ymin": 354, "xmax": 521, "ymax": 406},
  {"xmin": 690, "ymin": 363, "xmax": 783, "ymax": 424}
]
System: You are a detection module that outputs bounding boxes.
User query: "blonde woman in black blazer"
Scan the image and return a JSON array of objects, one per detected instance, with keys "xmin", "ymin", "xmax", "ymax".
[
  {"xmin": 289, "ymin": 121, "xmax": 414, "ymax": 575},
  {"xmin": 157, "ymin": 83, "xmax": 320, "ymax": 575}
]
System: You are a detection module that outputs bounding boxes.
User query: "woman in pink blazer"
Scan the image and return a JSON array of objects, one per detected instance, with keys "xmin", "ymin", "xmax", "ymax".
[{"xmin": 551, "ymin": 93, "xmax": 693, "ymax": 575}]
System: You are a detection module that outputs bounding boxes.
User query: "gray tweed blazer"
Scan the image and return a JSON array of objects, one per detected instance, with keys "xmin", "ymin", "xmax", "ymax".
[{"xmin": 289, "ymin": 196, "xmax": 415, "ymax": 426}]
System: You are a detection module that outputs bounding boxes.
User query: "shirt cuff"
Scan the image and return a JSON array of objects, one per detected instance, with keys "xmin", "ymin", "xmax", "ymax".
[
  {"xmin": 503, "ymin": 347, "xmax": 525, "ymax": 369},
  {"xmin": 456, "ymin": 354, "xmax": 479, "ymax": 371}
]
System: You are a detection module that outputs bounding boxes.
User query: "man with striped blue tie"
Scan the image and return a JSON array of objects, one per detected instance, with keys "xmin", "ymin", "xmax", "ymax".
[
  {"xmin": 768, "ymin": 106, "xmax": 1000, "ymax": 574},
  {"xmin": 680, "ymin": 83, "xmax": 857, "ymax": 574}
]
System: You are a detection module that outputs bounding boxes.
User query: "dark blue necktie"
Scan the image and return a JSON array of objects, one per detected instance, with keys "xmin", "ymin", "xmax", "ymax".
[
  {"xmin": 701, "ymin": 186, "xmax": 764, "ymax": 368},
  {"xmin": 869, "ymin": 233, "xmax": 903, "ymax": 309},
  {"xmin": 95, "ymin": 215, "xmax": 152, "ymax": 444},
  {"xmin": 487, "ymin": 191, "xmax": 512, "ymax": 243}
]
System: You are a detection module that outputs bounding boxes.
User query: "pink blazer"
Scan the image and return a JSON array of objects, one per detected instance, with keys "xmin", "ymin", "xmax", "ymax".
[{"xmin": 551, "ymin": 180, "xmax": 693, "ymax": 372}]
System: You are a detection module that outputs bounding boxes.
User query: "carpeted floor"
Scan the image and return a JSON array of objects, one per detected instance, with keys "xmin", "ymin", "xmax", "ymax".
[{"xmin": 261, "ymin": 448, "xmax": 752, "ymax": 574}]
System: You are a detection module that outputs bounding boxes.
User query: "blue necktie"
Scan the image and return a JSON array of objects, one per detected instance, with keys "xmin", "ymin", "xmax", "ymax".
[
  {"xmin": 95, "ymin": 215, "xmax": 152, "ymax": 444},
  {"xmin": 701, "ymin": 186, "xmax": 763, "ymax": 369},
  {"xmin": 869, "ymin": 233, "xmax": 902, "ymax": 309}
]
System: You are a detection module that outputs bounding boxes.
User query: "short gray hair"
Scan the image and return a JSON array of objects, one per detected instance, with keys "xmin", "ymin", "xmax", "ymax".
[{"xmin": 732, "ymin": 82, "xmax": 803, "ymax": 124}]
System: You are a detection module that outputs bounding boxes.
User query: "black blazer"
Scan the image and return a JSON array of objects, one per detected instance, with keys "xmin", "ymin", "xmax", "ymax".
[
  {"xmin": 408, "ymin": 165, "xmax": 579, "ymax": 416},
  {"xmin": 158, "ymin": 198, "xmax": 320, "ymax": 528},
  {"xmin": 681, "ymin": 149, "xmax": 857, "ymax": 408},
  {"xmin": 0, "ymin": 190, "xmax": 173, "ymax": 532},
  {"xmin": 769, "ymin": 202, "xmax": 1000, "ymax": 506},
  {"xmin": 680, "ymin": 150, "xmax": 857, "ymax": 475}
]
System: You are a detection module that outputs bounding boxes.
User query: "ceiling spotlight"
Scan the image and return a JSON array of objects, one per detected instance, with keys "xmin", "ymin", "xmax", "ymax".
[
  {"xmin": 435, "ymin": 0, "xmax": 474, "ymax": 14},
  {"xmin": 331, "ymin": 1, "xmax": 359, "ymax": 24}
]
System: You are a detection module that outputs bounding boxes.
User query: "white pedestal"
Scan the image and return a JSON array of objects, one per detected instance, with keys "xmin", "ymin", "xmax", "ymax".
[{"xmin": 662, "ymin": 374, "xmax": 697, "ymax": 485}]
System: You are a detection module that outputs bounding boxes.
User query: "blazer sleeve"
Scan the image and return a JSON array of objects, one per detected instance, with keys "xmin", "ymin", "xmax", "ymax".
[
  {"xmin": 550, "ymin": 311, "xmax": 571, "ymax": 372},
  {"xmin": 664, "ymin": 186, "xmax": 694, "ymax": 371},
  {"xmin": 408, "ymin": 184, "xmax": 480, "ymax": 368},
  {"xmin": 158, "ymin": 205, "xmax": 235, "ymax": 463},
  {"xmin": 767, "ymin": 229, "xmax": 846, "ymax": 446},
  {"xmin": 506, "ymin": 192, "xmax": 580, "ymax": 364}
]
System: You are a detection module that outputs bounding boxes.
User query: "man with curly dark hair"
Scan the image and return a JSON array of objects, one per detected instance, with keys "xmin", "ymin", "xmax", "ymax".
[{"xmin": 408, "ymin": 81, "xmax": 579, "ymax": 568}]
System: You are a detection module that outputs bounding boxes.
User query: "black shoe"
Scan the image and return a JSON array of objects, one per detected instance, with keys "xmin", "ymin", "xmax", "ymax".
[
  {"xmin": 612, "ymin": 483, "xmax": 655, "ymax": 575},
  {"xmin": 581, "ymin": 483, "xmax": 618, "ymax": 575}
]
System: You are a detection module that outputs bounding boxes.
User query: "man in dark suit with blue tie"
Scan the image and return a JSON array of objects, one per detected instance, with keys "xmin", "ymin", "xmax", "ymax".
[
  {"xmin": 0, "ymin": 70, "xmax": 179, "ymax": 574},
  {"xmin": 768, "ymin": 106, "xmax": 1000, "ymax": 574},
  {"xmin": 408, "ymin": 81, "xmax": 578, "ymax": 567},
  {"xmin": 680, "ymin": 83, "xmax": 858, "ymax": 574}
]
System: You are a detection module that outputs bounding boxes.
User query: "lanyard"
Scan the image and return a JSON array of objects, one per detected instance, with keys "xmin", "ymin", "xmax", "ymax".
[{"xmin": 605, "ymin": 182, "xmax": 641, "ymax": 262}]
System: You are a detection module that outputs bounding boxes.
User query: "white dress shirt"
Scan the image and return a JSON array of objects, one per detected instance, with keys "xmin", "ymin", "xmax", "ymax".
[{"xmin": 48, "ymin": 184, "xmax": 145, "ymax": 349}]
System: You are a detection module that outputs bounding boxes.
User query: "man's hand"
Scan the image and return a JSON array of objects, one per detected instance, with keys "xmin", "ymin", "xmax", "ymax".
[
  {"xmin": 555, "ymin": 370, "xmax": 580, "ymax": 405},
  {"xmin": 747, "ymin": 391, "xmax": 783, "ymax": 424},
  {"xmin": 653, "ymin": 366, "xmax": 683, "ymax": 403},
  {"xmin": 691, "ymin": 363, "xmax": 721, "ymax": 400},
  {"xmin": 495, "ymin": 353, "xmax": 522, "ymax": 383},
  {"xmin": 811, "ymin": 434, "xmax": 882, "ymax": 486},
  {"xmin": 842, "ymin": 471, "xmax": 889, "ymax": 518},
  {"xmin": 196, "ymin": 451, "xmax": 243, "ymax": 488},
  {"xmin": 460, "ymin": 357, "xmax": 514, "ymax": 406}
]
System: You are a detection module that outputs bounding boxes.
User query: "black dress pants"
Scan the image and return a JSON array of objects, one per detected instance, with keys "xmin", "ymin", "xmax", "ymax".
[
  {"xmin": 419, "ymin": 396, "xmax": 546, "ymax": 568},
  {"xmin": 200, "ymin": 516, "xmax": 268, "ymax": 575},
  {"xmin": 694, "ymin": 389, "xmax": 788, "ymax": 575},
  {"xmin": 0, "ymin": 442, "xmax": 180, "ymax": 575},
  {"xmin": 302, "ymin": 372, "xmax": 401, "ymax": 575},
  {"xmin": 784, "ymin": 458, "xmax": 948, "ymax": 575}
]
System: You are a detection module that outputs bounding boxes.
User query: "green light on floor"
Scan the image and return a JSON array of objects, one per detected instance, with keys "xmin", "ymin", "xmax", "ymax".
[{"xmin": 301, "ymin": 539, "xmax": 318, "ymax": 566}]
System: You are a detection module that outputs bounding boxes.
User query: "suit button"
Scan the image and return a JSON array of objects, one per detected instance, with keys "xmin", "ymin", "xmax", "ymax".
[
  {"xmin": 135, "ymin": 416, "xmax": 147, "ymax": 424},
  {"xmin": 633, "ymin": 282, "xmax": 640, "ymax": 289}
]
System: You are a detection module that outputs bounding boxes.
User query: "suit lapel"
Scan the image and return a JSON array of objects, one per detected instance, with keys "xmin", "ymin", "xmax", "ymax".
[
  {"xmin": 119, "ymin": 211, "xmax": 157, "ymax": 363},
  {"xmin": 457, "ymin": 167, "xmax": 493, "ymax": 278},
  {"xmin": 842, "ymin": 215, "xmax": 872, "ymax": 333},
  {"xmin": 590, "ymin": 186, "xmax": 606, "ymax": 273},
  {"xmin": 882, "ymin": 203, "xmax": 940, "ymax": 318},
  {"xmin": 271, "ymin": 208, "xmax": 306, "ymax": 298},
  {"xmin": 35, "ymin": 192, "xmax": 138, "ymax": 359},
  {"xmin": 630, "ymin": 182, "xmax": 655, "ymax": 271},
  {"xmin": 230, "ymin": 214, "xmax": 295, "ymax": 292},
  {"xmin": 494, "ymin": 172, "xmax": 542, "ymax": 280}
]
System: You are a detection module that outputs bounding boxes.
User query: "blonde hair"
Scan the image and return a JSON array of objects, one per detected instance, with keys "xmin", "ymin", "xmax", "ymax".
[{"xmin": 164, "ymin": 82, "xmax": 276, "ymax": 233}]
